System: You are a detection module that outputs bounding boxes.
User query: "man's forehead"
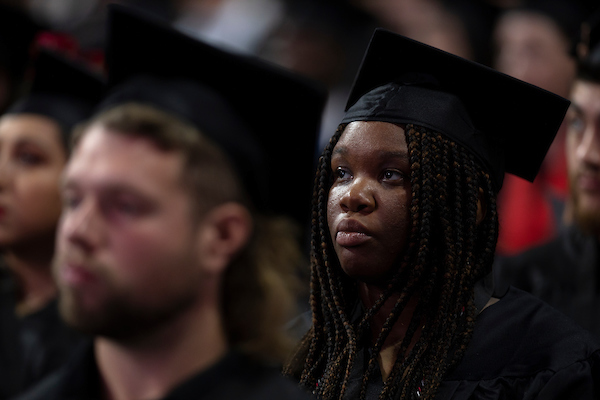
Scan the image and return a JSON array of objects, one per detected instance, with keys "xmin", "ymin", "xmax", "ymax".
[
  {"xmin": 64, "ymin": 125, "xmax": 184, "ymax": 191},
  {"xmin": 572, "ymin": 80, "xmax": 600, "ymax": 110}
]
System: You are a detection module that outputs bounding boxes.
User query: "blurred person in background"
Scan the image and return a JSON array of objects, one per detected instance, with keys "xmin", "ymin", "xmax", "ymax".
[
  {"xmin": 258, "ymin": 0, "xmax": 375, "ymax": 153},
  {"xmin": 174, "ymin": 0, "xmax": 285, "ymax": 54},
  {"xmin": 492, "ymin": 0, "xmax": 586, "ymax": 255},
  {"xmin": 259, "ymin": 0, "xmax": 500, "ymax": 153},
  {"xmin": 352, "ymin": 0, "xmax": 472, "ymax": 58},
  {"xmin": 495, "ymin": 10, "xmax": 600, "ymax": 339},
  {"xmin": 349, "ymin": 0, "xmax": 499, "ymax": 65},
  {"xmin": 17, "ymin": 6, "xmax": 325, "ymax": 399},
  {"xmin": 0, "ymin": 48, "xmax": 104, "ymax": 399}
]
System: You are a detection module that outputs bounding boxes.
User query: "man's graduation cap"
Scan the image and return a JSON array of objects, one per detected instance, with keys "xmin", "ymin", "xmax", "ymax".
[
  {"xmin": 6, "ymin": 49, "xmax": 106, "ymax": 145},
  {"xmin": 101, "ymin": 4, "xmax": 326, "ymax": 225},
  {"xmin": 342, "ymin": 29, "xmax": 570, "ymax": 192}
]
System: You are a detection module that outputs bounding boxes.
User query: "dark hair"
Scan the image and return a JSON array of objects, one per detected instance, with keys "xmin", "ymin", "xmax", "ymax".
[
  {"xmin": 75, "ymin": 103, "xmax": 305, "ymax": 363},
  {"xmin": 284, "ymin": 123, "xmax": 498, "ymax": 399}
]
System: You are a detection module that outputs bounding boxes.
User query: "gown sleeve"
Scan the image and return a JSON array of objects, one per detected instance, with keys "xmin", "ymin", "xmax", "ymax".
[
  {"xmin": 535, "ymin": 351, "xmax": 600, "ymax": 399},
  {"xmin": 436, "ymin": 287, "xmax": 600, "ymax": 400}
]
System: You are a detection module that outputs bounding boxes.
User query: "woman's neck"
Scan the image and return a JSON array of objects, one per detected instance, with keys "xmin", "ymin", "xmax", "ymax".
[
  {"xmin": 358, "ymin": 282, "xmax": 423, "ymax": 380},
  {"xmin": 3, "ymin": 235, "xmax": 57, "ymax": 316}
]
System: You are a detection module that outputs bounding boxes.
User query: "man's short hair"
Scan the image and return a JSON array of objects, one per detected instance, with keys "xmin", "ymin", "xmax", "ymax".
[{"xmin": 74, "ymin": 102, "xmax": 247, "ymax": 217}]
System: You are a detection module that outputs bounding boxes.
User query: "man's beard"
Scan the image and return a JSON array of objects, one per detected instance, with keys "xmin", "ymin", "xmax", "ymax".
[
  {"xmin": 58, "ymin": 284, "xmax": 196, "ymax": 343},
  {"xmin": 54, "ymin": 250, "xmax": 198, "ymax": 343},
  {"xmin": 571, "ymin": 184, "xmax": 600, "ymax": 237}
]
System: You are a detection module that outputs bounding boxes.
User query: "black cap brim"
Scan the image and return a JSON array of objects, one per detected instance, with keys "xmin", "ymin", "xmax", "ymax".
[{"xmin": 6, "ymin": 49, "xmax": 106, "ymax": 140}]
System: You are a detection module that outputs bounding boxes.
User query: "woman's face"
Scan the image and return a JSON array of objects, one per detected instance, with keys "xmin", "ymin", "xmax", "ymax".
[
  {"xmin": 0, "ymin": 114, "xmax": 67, "ymax": 246},
  {"xmin": 327, "ymin": 121, "xmax": 412, "ymax": 284}
]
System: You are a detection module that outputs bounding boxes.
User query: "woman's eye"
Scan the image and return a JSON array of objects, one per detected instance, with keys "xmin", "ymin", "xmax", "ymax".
[
  {"xmin": 16, "ymin": 150, "xmax": 43, "ymax": 165},
  {"xmin": 382, "ymin": 169, "xmax": 405, "ymax": 182},
  {"xmin": 334, "ymin": 167, "xmax": 351, "ymax": 181}
]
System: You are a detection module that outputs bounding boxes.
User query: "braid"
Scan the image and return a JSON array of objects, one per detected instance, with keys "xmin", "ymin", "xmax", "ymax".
[{"xmin": 284, "ymin": 123, "xmax": 498, "ymax": 400}]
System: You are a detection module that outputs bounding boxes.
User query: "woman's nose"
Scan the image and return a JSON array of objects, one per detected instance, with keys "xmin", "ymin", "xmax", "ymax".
[{"xmin": 340, "ymin": 177, "xmax": 376, "ymax": 214}]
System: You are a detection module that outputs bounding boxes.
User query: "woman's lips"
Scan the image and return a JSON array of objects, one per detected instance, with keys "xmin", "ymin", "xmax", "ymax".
[
  {"xmin": 336, "ymin": 231, "xmax": 370, "ymax": 246},
  {"xmin": 336, "ymin": 219, "xmax": 371, "ymax": 247}
]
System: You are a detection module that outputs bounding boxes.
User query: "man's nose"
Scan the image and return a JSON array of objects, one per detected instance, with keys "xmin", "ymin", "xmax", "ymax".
[
  {"xmin": 578, "ymin": 124, "xmax": 600, "ymax": 166},
  {"xmin": 59, "ymin": 198, "xmax": 104, "ymax": 254}
]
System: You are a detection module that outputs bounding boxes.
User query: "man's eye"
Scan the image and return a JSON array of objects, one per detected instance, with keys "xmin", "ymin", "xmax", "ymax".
[
  {"xmin": 114, "ymin": 201, "xmax": 142, "ymax": 216},
  {"xmin": 62, "ymin": 193, "xmax": 81, "ymax": 210},
  {"xmin": 568, "ymin": 116, "xmax": 585, "ymax": 134}
]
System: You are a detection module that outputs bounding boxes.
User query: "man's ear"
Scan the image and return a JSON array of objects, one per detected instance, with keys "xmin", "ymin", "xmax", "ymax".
[
  {"xmin": 476, "ymin": 187, "xmax": 487, "ymax": 226},
  {"xmin": 196, "ymin": 202, "xmax": 253, "ymax": 276}
]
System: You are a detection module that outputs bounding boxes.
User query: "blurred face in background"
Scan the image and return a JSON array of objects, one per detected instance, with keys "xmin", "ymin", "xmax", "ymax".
[
  {"xmin": 566, "ymin": 79, "xmax": 600, "ymax": 236},
  {"xmin": 0, "ymin": 114, "xmax": 66, "ymax": 247},
  {"xmin": 494, "ymin": 11, "xmax": 576, "ymax": 97},
  {"xmin": 54, "ymin": 125, "xmax": 207, "ymax": 340}
]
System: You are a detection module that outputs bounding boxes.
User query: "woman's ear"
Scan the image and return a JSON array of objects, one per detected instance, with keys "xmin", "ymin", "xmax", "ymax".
[
  {"xmin": 476, "ymin": 187, "xmax": 487, "ymax": 226},
  {"xmin": 196, "ymin": 202, "xmax": 253, "ymax": 276}
]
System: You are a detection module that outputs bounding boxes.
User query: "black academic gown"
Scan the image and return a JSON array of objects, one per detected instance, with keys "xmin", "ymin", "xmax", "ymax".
[
  {"xmin": 14, "ymin": 341, "xmax": 316, "ymax": 400},
  {"xmin": 341, "ymin": 287, "xmax": 600, "ymax": 399},
  {"xmin": 494, "ymin": 224, "xmax": 600, "ymax": 338},
  {"xmin": 0, "ymin": 269, "xmax": 84, "ymax": 399}
]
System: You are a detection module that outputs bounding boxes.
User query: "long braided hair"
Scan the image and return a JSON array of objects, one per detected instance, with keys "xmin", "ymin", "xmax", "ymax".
[{"xmin": 284, "ymin": 123, "xmax": 499, "ymax": 399}]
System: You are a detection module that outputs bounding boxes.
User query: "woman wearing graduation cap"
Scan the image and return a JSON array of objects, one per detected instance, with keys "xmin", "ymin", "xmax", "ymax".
[
  {"xmin": 284, "ymin": 29, "xmax": 600, "ymax": 399},
  {"xmin": 0, "ymin": 49, "xmax": 104, "ymax": 399}
]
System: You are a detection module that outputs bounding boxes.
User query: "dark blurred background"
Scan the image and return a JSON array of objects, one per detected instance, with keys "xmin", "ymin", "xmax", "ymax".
[{"xmin": 0, "ymin": 0, "xmax": 598, "ymax": 256}]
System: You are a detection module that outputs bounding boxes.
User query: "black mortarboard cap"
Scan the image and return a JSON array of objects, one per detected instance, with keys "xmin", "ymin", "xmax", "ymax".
[
  {"xmin": 6, "ymin": 49, "xmax": 106, "ymax": 146},
  {"xmin": 341, "ymin": 29, "xmax": 570, "ymax": 192},
  {"xmin": 0, "ymin": 4, "xmax": 42, "ymax": 80},
  {"xmin": 101, "ymin": 4, "xmax": 327, "ymax": 225}
]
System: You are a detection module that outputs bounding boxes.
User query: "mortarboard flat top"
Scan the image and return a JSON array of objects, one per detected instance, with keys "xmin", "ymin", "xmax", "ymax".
[
  {"xmin": 6, "ymin": 49, "xmax": 106, "ymax": 142},
  {"xmin": 342, "ymin": 29, "xmax": 570, "ymax": 192},
  {"xmin": 102, "ymin": 4, "xmax": 327, "ymax": 226}
]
